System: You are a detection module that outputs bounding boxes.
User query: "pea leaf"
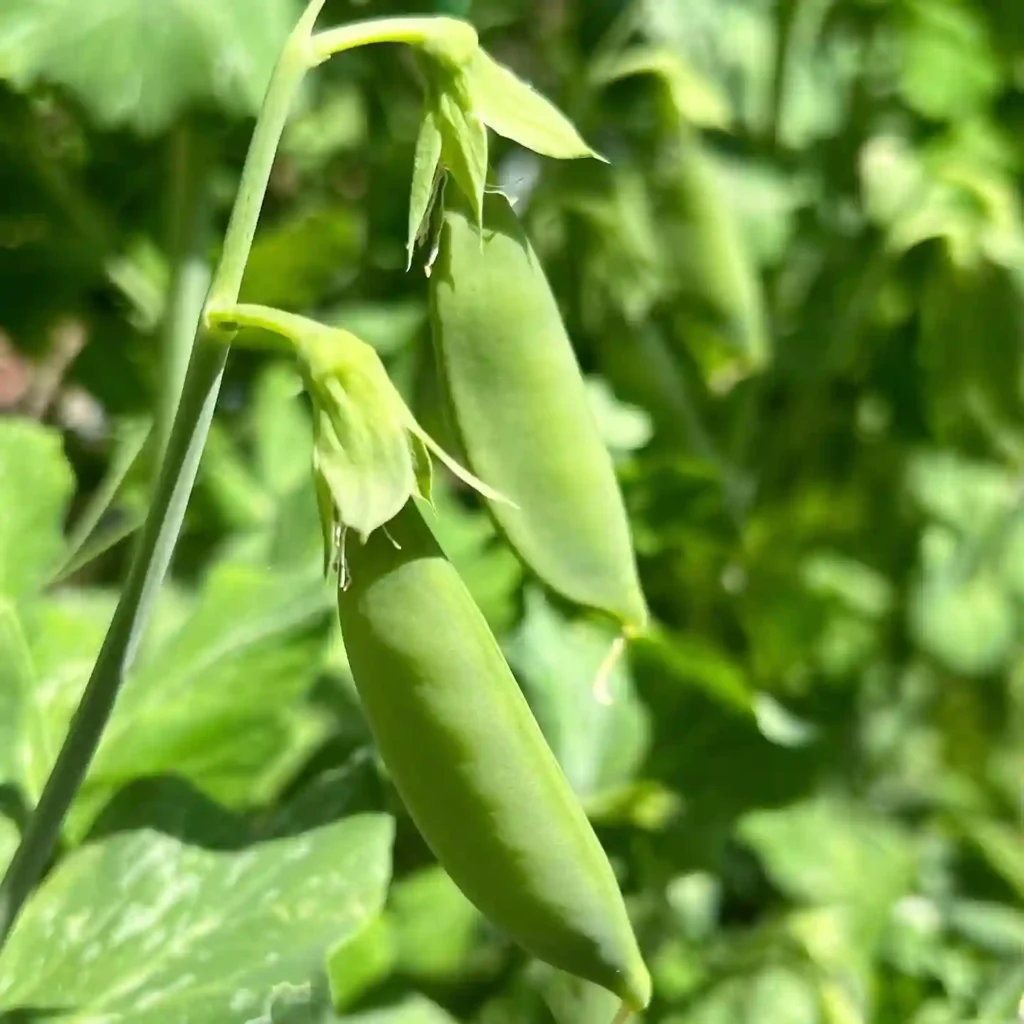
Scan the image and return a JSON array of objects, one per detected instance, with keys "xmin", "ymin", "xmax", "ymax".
[
  {"xmin": 508, "ymin": 588, "xmax": 650, "ymax": 806},
  {"xmin": 0, "ymin": 815, "xmax": 394, "ymax": 1022},
  {"xmin": 465, "ymin": 49, "xmax": 602, "ymax": 160},
  {"xmin": 0, "ymin": 0, "xmax": 301, "ymax": 133},
  {"xmin": 1, "ymin": 561, "xmax": 332, "ymax": 835},
  {"xmin": 0, "ymin": 419, "xmax": 72, "ymax": 602}
]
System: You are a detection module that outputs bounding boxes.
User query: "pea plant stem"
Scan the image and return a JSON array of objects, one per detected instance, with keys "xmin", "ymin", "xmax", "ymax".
[{"xmin": 0, "ymin": 0, "xmax": 326, "ymax": 954}]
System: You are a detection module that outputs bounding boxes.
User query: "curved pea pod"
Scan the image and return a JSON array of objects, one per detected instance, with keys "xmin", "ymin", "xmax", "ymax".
[
  {"xmin": 338, "ymin": 499, "xmax": 651, "ymax": 1013},
  {"xmin": 429, "ymin": 191, "xmax": 648, "ymax": 631},
  {"xmin": 662, "ymin": 129, "xmax": 769, "ymax": 378}
]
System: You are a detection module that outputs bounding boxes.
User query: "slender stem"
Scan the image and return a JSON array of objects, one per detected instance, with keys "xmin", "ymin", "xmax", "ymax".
[{"xmin": 0, "ymin": 0, "xmax": 325, "ymax": 953}]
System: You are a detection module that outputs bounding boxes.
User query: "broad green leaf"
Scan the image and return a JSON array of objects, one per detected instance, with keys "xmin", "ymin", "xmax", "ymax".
[
  {"xmin": 0, "ymin": 419, "xmax": 72, "ymax": 601},
  {"xmin": 84, "ymin": 562, "xmax": 332, "ymax": 820},
  {"xmin": 466, "ymin": 49, "xmax": 601, "ymax": 160},
  {"xmin": 740, "ymin": 798, "xmax": 916, "ymax": 948},
  {"xmin": 2, "ymin": 589, "xmax": 117, "ymax": 801},
  {"xmin": 0, "ymin": 815, "xmax": 394, "ymax": 1022},
  {"xmin": 2, "ymin": 561, "xmax": 330, "ymax": 831},
  {"xmin": 508, "ymin": 588, "xmax": 650, "ymax": 805},
  {"xmin": 0, "ymin": 0, "xmax": 301, "ymax": 133},
  {"xmin": 407, "ymin": 109, "xmax": 444, "ymax": 268}
]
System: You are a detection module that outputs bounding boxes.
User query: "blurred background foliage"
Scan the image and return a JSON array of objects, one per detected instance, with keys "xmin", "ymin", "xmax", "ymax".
[{"xmin": 2, "ymin": 0, "xmax": 1024, "ymax": 1022}]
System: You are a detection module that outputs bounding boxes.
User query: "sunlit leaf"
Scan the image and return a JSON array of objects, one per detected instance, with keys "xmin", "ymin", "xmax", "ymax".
[{"xmin": 0, "ymin": 816, "xmax": 394, "ymax": 1022}]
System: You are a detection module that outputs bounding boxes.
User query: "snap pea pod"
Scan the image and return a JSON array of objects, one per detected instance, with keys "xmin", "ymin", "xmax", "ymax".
[
  {"xmin": 337, "ymin": 499, "xmax": 651, "ymax": 1013},
  {"xmin": 429, "ymin": 191, "xmax": 648, "ymax": 631}
]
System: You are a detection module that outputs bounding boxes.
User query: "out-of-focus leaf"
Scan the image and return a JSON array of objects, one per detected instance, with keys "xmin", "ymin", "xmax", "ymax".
[
  {"xmin": 327, "ymin": 914, "xmax": 395, "ymax": 1011},
  {"xmin": 909, "ymin": 564, "xmax": 1015, "ymax": 678},
  {"xmin": 591, "ymin": 45, "xmax": 731, "ymax": 129},
  {"xmin": 241, "ymin": 205, "xmax": 364, "ymax": 310},
  {"xmin": 664, "ymin": 966, "xmax": 820, "ymax": 1024},
  {"xmin": 251, "ymin": 363, "xmax": 312, "ymax": 499},
  {"xmin": 388, "ymin": 866, "xmax": 484, "ymax": 983},
  {"xmin": 338, "ymin": 996, "xmax": 459, "ymax": 1024},
  {"xmin": 740, "ymin": 797, "xmax": 916, "ymax": 948},
  {"xmin": 0, "ymin": 0, "xmax": 301, "ymax": 133},
  {"xmin": 961, "ymin": 818, "xmax": 1024, "ymax": 900},
  {"xmin": 425, "ymin": 486, "xmax": 522, "ymax": 634},
  {"xmin": 0, "ymin": 816, "xmax": 394, "ymax": 1022},
  {"xmin": 508, "ymin": 588, "xmax": 650, "ymax": 804},
  {"xmin": 585, "ymin": 377, "xmax": 653, "ymax": 456},
  {"xmin": 899, "ymin": 0, "xmax": 1003, "ymax": 122},
  {"xmin": 323, "ymin": 301, "xmax": 427, "ymax": 358},
  {"xmin": 0, "ymin": 419, "xmax": 72, "ymax": 601},
  {"xmin": 947, "ymin": 900, "xmax": 1024, "ymax": 957}
]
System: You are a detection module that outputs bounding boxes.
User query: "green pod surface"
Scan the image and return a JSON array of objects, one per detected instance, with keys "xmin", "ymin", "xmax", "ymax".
[
  {"xmin": 663, "ymin": 130, "xmax": 769, "ymax": 374},
  {"xmin": 338, "ymin": 501, "xmax": 651, "ymax": 1012},
  {"xmin": 429, "ymin": 192, "xmax": 648, "ymax": 631}
]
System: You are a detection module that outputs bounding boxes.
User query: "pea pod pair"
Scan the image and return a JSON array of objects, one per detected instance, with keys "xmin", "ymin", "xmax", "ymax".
[
  {"xmin": 338, "ymin": 499, "xmax": 651, "ymax": 1013},
  {"xmin": 429, "ymin": 191, "xmax": 648, "ymax": 633}
]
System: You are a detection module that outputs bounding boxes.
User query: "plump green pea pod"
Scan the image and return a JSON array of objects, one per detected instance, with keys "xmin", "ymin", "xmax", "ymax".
[
  {"xmin": 429, "ymin": 191, "xmax": 648, "ymax": 631},
  {"xmin": 338, "ymin": 499, "xmax": 651, "ymax": 1013}
]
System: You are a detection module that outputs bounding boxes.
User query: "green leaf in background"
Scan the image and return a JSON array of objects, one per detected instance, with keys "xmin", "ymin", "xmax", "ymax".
[
  {"xmin": 740, "ymin": 797, "xmax": 916, "ymax": 949},
  {"xmin": 327, "ymin": 914, "xmax": 394, "ymax": 1011},
  {"xmin": 0, "ymin": 0, "xmax": 301, "ymax": 133},
  {"xmin": 664, "ymin": 966, "xmax": 820, "ymax": 1024},
  {"xmin": 83, "ymin": 562, "xmax": 332, "ymax": 822},
  {"xmin": 898, "ymin": 0, "xmax": 1003, "ymax": 122},
  {"xmin": 387, "ymin": 866, "xmax": 485, "ymax": 983},
  {"xmin": 0, "ymin": 815, "xmax": 394, "ymax": 1022},
  {"xmin": 338, "ymin": 995, "xmax": 459, "ymax": 1024},
  {"xmin": 241, "ymin": 205, "xmax": 364, "ymax": 311},
  {"xmin": 0, "ymin": 420, "xmax": 72, "ymax": 602},
  {"xmin": 909, "ymin": 566, "xmax": 1016, "ymax": 678},
  {"xmin": 591, "ymin": 45, "xmax": 731, "ymax": 130},
  {"xmin": 508, "ymin": 588, "xmax": 650, "ymax": 807},
  {"xmin": 0, "ymin": 555, "xmax": 331, "ymax": 833}
]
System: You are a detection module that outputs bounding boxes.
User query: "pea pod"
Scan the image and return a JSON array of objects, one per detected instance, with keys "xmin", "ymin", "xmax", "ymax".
[
  {"xmin": 429, "ymin": 191, "xmax": 648, "ymax": 631},
  {"xmin": 337, "ymin": 499, "xmax": 651, "ymax": 1013}
]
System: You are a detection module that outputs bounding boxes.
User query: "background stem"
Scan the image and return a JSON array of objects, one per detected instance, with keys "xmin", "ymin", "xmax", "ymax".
[{"xmin": 156, "ymin": 123, "xmax": 214, "ymax": 462}]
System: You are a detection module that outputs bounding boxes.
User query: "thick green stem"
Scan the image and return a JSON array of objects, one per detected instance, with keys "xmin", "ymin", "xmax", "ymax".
[{"xmin": 0, "ymin": 0, "xmax": 326, "ymax": 953}]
